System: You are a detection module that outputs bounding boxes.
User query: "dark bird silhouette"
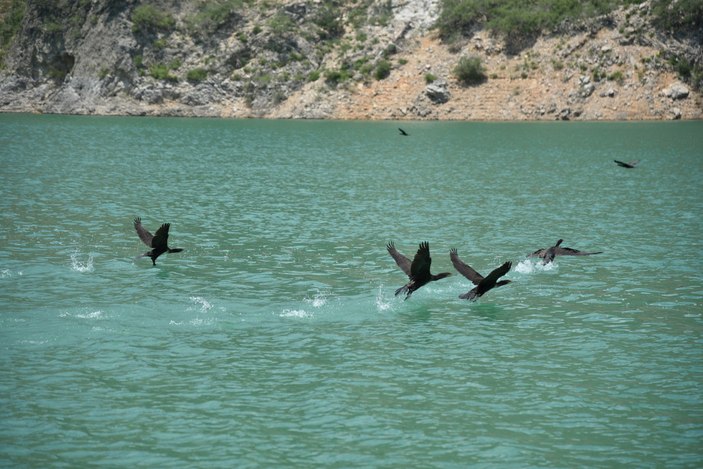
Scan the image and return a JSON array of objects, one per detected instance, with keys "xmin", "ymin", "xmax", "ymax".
[
  {"xmin": 450, "ymin": 249, "xmax": 512, "ymax": 300},
  {"xmin": 398, "ymin": 128, "xmax": 409, "ymax": 136},
  {"xmin": 134, "ymin": 217, "xmax": 183, "ymax": 265},
  {"xmin": 529, "ymin": 239, "xmax": 602, "ymax": 264},
  {"xmin": 387, "ymin": 241, "xmax": 451, "ymax": 299},
  {"xmin": 614, "ymin": 159, "xmax": 639, "ymax": 168}
]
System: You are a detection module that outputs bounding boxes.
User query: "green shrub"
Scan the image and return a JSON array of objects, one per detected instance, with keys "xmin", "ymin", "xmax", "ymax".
[
  {"xmin": 186, "ymin": 67, "xmax": 208, "ymax": 83},
  {"xmin": 314, "ymin": 3, "xmax": 344, "ymax": 40},
  {"xmin": 425, "ymin": 72, "xmax": 437, "ymax": 83},
  {"xmin": 149, "ymin": 63, "xmax": 178, "ymax": 81},
  {"xmin": 132, "ymin": 4, "xmax": 176, "ymax": 35},
  {"xmin": 454, "ymin": 56, "xmax": 486, "ymax": 85},
  {"xmin": 308, "ymin": 70, "xmax": 321, "ymax": 82},
  {"xmin": 374, "ymin": 60, "xmax": 391, "ymax": 80}
]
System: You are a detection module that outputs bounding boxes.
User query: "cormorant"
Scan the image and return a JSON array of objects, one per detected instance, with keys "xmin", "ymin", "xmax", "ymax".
[
  {"xmin": 134, "ymin": 217, "xmax": 183, "ymax": 265},
  {"xmin": 398, "ymin": 128, "xmax": 409, "ymax": 136},
  {"xmin": 614, "ymin": 159, "xmax": 639, "ymax": 168},
  {"xmin": 450, "ymin": 249, "xmax": 512, "ymax": 300},
  {"xmin": 387, "ymin": 241, "xmax": 451, "ymax": 299},
  {"xmin": 529, "ymin": 239, "xmax": 602, "ymax": 264}
]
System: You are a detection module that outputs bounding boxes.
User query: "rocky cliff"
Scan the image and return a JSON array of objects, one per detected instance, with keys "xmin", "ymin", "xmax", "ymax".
[{"xmin": 0, "ymin": 0, "xmax": 700, "ymax": 120}]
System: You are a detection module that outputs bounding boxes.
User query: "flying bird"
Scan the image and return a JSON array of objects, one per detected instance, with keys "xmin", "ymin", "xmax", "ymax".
[
  {"xmin": 387, "ymin": 241, "xmax": 451, "ymax": 299},
  {"xmin": 614, "ymin": 159, "xmax": 639, "ymax": 168},
  {"xmin": 529, "ymin": 239, "xmax": 602, "ymax": 264},
  {"xmin": 450, "ymin": 249, "xmax": 512, "ymax": 300},
  {"xmin": 134, "ymin": 217, "xmax": 183, "ymax": 265},
  {"xmin": 398, "ymin": 128, "xmax": 409, "ymax": 136}
]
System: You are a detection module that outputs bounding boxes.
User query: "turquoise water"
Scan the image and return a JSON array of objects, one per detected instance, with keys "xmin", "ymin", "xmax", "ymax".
[{"xmin": 1, "ymin": 114, "xmax": 702, "ymax": 467}]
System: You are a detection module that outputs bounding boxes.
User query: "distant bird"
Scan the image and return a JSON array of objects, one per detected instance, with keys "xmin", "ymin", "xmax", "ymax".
[
  {"xmin": 450, "ymin": 249, "xmax": 512, "ymax": 300},
  {"xmin": 387, "ymin": 241, "xmax": 451, "ymax": 299},
  {"xmin": 614, "ymin": 159, "xmax": 639, "ymax": 168},
  {"xmin": 529, "ymin": 239, "xmax": 602, "ymax": 264},
  {"xmin": 134, "ymin": 217, "xmax": 183, "ymax": 265},
  {"xmin": 398, "ymin": 128, "xmax": 409, "ymax": 136}
]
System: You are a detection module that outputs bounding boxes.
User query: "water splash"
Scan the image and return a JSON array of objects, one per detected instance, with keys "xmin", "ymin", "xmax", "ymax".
[
  {"xmin": 60, "ymin": 310, "xmax": 106, "ymax": 320},
  {"xmin": 375, "ymin": 284, "xmax": 392, "ymax": 312},
  {"xmin": 70, "ymin": 251, "xmax": 94, "ymax": 273},
  {"xmin": 304, "ymin": 291, "xmax": 328, "ymax": 308},
  {"xmin": 515, "ymin": 259, "xmax": 557, "ymax": 274},
  {"xmin": 280, "ymin": 309, "xmax": 314, "ymax": 319}
]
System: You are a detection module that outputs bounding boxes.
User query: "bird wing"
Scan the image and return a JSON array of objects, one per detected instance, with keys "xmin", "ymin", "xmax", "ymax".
[
  {"xmin": 484, "ymin": 261, "xmax": 512, "ymax": 284},
  {"xmin": 614, "ymin": 159, "xmax": 638, "ymax": 168},
  {"xmin": 387, "ymin": 242, "xmax": 412, "ymax": 277},
  {"xmin": 450, "ymin": 248, "xmax": 484, "ymax": 285},
  {"xmin": 151, "ymin": 223, "xmax": 171, "ymax": 250},
  {"xmin": 134, "ymin": 217, "xmax": 154, "ymax": 247},
  {"xmin": 410, "ymin": 242, "xmax": 432, "ymax": 279},
  {"xmin": 398, "ymin": 128, "xmax": 408, "ymax": 135},
  {"xmin": 554, "ymin": 246, "xmax": 603, "ymax": 256},
  {"xmin": 528, "ymin": 248, "xmax": 547, "ymax": 258}
]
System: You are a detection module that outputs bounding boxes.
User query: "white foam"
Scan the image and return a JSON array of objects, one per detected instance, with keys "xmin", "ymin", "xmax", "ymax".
[{"xmin": 70, "ymin": 251, "xmax": 94, "ymax": 273}]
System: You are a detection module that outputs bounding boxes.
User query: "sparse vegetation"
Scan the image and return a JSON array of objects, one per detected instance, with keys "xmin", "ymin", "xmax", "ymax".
[
  {"xmin": 131, "ymin": 4, "xmax": 176, "ymax": 35},
  {"xmin": 435, "ymin": 0, "xmax": 643, "ymax": 51},
  {"xmin": 0, "ymin": 0, "xmax": 25, "ymax": 68}
]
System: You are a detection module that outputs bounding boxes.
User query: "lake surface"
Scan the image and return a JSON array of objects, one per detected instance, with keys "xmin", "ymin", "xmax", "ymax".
[{"xmin": 1, "ymin": 114, "xmax": 702, "ymax": 467}]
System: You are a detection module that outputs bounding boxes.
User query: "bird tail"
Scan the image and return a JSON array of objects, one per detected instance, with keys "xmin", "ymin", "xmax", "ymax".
[
  {"xmin": 459, "ymin": 289, "xmax": 478, "ymax": 301},
  {"xmin": 395, "ymin": 285, "xmax": 408, "ymax": 297},
  {"xmin": 169, "ymin": 248, "xmax": 183, "ymax": 253}
]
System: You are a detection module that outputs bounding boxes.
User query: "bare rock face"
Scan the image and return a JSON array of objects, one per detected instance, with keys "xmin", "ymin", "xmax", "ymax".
[{"xmin": 0, "ymin": 0, "xmax": 701, "ymax": 120}]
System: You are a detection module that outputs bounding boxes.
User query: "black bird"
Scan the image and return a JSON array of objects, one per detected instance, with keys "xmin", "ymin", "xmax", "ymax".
[
  {"xmin": 134, "ymin": 217, "xmax": 183, "ymax": 265},
  {"xmin": 529, "ymin": 239, "xmax": 602, "ymax": 264},
  {"xmin": 387, "ymin": 241, "xmax": 451, "ymax": 299},
  {"xmin": 398, "ymin": 128, "xmax": 409, "ymax": 136},
  {"xmin": 450, "ymin": 249, "xmax": 512, "ymax": 300},
  {"xmin": 614, "ymin": 159, "xmax": 639, "ymax": 168}
]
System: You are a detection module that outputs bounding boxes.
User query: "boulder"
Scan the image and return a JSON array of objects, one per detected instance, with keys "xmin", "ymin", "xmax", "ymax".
[
  {"xmin": 425, "ymin": 80, "xmax": 450, "ymax": 104},
  {"xmin": 662, "ymin": 82, "xmax": 689, "ymax": 100}
]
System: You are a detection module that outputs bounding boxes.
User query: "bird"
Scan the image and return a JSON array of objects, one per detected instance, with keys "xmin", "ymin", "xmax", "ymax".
[
  {"xmin": 450, "ymin": 249, "xmax": 512, "ymax": 300},
  {"xmin": 614, "ymin": 159, "xmax": 639, "ymax": 168},
  {"xmin": 528, "ymin": 239, "xmax": 602, "ymax": 264},
  {"xmin": 398, "ymin": 128, "xmax": 409, "ymax": 136},
  {"xmin": 134, "ymin": 217, "xmax": 183, "ymax": 265},
  {"xmin": 387, "ymin": 241, "xmax": 451, "ymax": 300}
]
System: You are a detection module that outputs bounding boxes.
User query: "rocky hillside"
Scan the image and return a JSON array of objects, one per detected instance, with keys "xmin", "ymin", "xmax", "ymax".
[{"xmin": 0, "ymin": 0, "xmax": 700, "ymax": 120}]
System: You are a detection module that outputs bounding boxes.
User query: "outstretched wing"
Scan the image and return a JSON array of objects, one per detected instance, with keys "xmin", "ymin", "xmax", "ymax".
[
  {"xmin": 528, "ymin": 248, "xmax": 547, "ymax": 258},
  {"xmin": 450, "ymin": 248, "xmax": 484, "ymax": 285},
  {"xmin": 484, "ymin": 261, "xmax": 512, "ymax": 284},
  {"xmin": 134, "ymin": 217, "xmax": 154, "ymax": 247},
  {"xmin": 614, "ymin": 159, "xmax": 638, "ymax": 168},
  {"xmin": 410, "ymin": 242, "xmax": 432, "ymax": 279},
  {"xmin": 554, "ymin": 246, "xmax": 602, "ymax": 256},
  {"xmin": 387, "ymin": 242, "xmax": 412, "ymax": 277},
  {"xmin": 151, "ymin": 223, "xmax": 171, "ymax": 250}
]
